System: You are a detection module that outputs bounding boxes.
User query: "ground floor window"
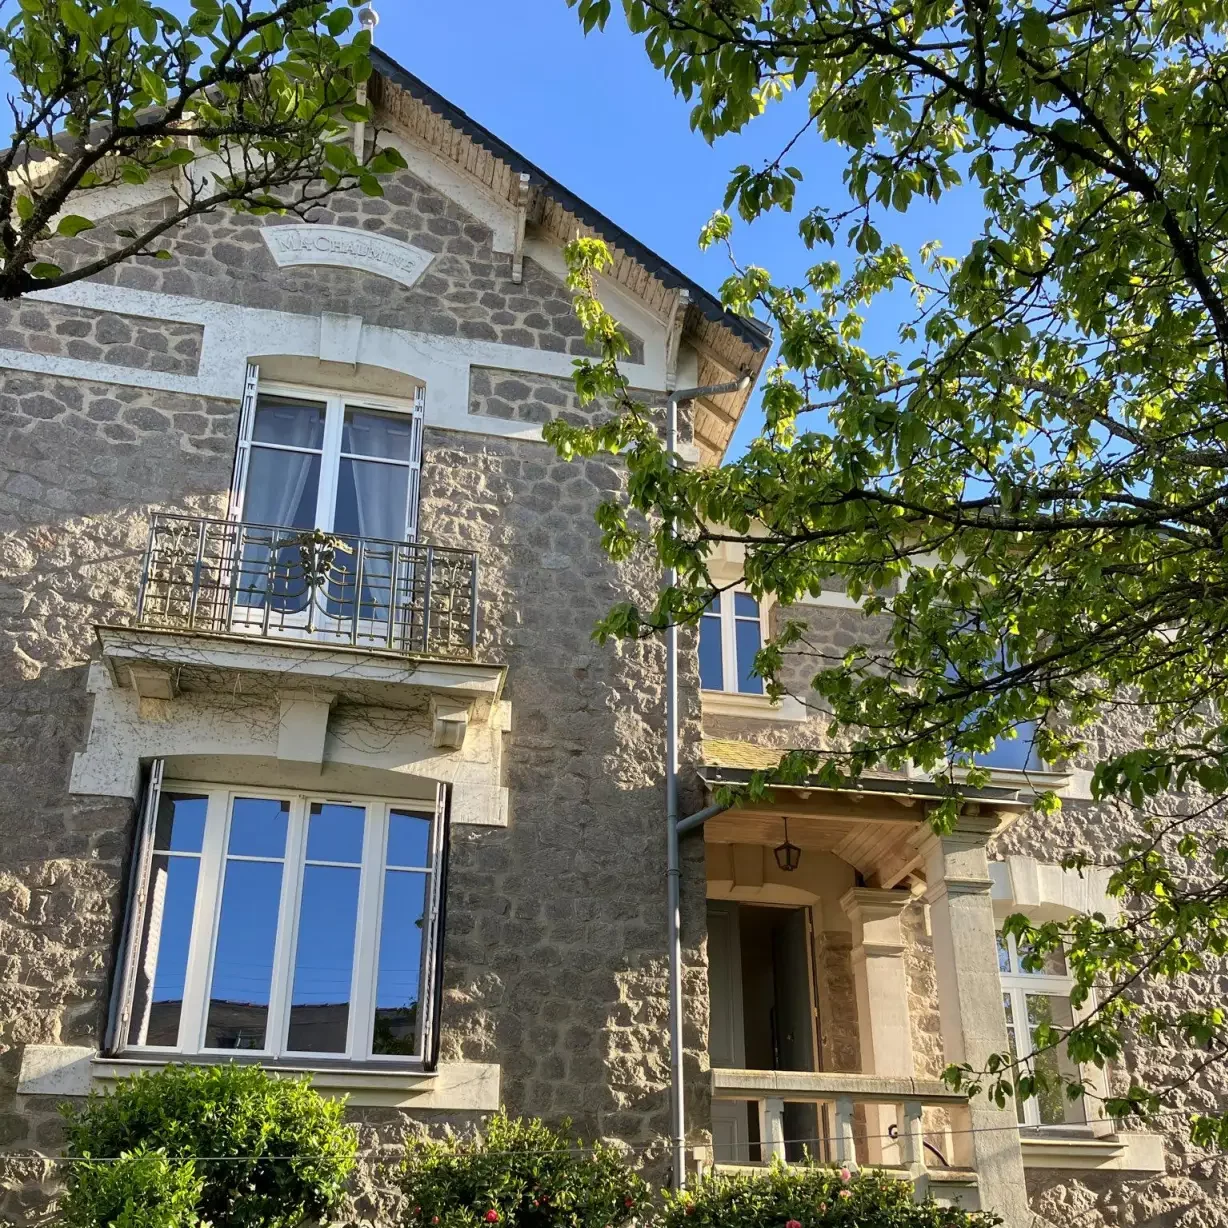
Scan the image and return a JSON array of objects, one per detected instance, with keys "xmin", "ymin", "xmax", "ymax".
[
  {"xmin": 109, "ymin": 764, "xmax": 449, "ymax": 1067},
  {"xmin": 998, "ymin": 929, "xmax": 1088, "ymax": 1128}
]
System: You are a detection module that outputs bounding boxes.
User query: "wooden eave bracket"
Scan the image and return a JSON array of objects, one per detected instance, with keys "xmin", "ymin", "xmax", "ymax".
[
  {"xmin": 511, "ymin": 172, "xmax": 531, "ymax": 284},
  {"xmin": 664, "ymin": 289, "xmax": 690, "ymax": 392}
]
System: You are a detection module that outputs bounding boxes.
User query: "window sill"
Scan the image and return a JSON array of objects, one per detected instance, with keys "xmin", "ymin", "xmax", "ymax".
[
  {"xmin": 17, "ymin": 1045, "xmax": 499, "ymax": 1110},
  {"xmin": 702, "ymin": 691, "xmax": 807, "ymax": 722},
  {"xmin": 1019, "ymin": 1131, "xmax": 1165, "ymax": 1172}
]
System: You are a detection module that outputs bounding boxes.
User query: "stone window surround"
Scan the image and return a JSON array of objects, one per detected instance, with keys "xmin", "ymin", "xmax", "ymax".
[
  {"xmin": 701, "ymin": 541, "xmax": 807, "ymax": 722},
  {"xmin": 113, "ymin": 778, "xmax": 446, "ymax": 1068},
  {"xmin": 989, "ymin": 854, "xmax": 1166, "ymax": 1173}
]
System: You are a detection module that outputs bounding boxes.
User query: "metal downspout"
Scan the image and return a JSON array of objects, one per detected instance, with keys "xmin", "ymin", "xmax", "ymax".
[{"xmin": 663, "ymin": 375, "xmax": 749, "ymax": 1190}]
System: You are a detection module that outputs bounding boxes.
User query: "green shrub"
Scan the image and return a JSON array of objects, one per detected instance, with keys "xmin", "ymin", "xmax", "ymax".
[
  {"xmin": 60, "ymin": 1064, "xmax": 358, "ymax": 1228},
  {"xmin": 399, "ymin": 1113, "xmax": 650, "ymax": 1228},
  {"xmin": 60, "ymin": 1146, "xmax": 204, "ymax": 1228},
  {"xmin": 662, "ymin": 1163, "xmax": 1001, "ymax": 1228}
]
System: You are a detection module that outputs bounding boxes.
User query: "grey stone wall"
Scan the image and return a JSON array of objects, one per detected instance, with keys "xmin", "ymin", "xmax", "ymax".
[
  {"xmin": 0, "ymin": 371, "xmax": 240, "ymax": 1220},
  {"xmin": 0, "ymin": 160, "xmax": 700, "ymax": 1221},
  {"xmin": 45, "ymin": 176, "xmax": 644, "ymax": 363},
  {"xmin": 0, "ymin": 303, "xmax": 202, "ymax": 375},
  {"xmin": 468, "ymin": 367, "xmax": 658, "ymax": 429}
]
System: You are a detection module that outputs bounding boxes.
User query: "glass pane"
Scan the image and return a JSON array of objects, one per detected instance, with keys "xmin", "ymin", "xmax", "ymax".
[
  {"xmin": 334, "ymin": 457, "xmax": 409, "ymax": 541},
  {"xmin": 127, "ymin": 855, "xmax": 201, "ymax": 1047},
  {"xmin": 241, "ymin": 448, "xmax": 321, "ymax": 531},
  {"xmin": 735, "ymin": 616, "xmax": 764, "ymax": 694},
  {"xmin": 205, "ymin": 859, "xmax": 283, "ymax": 1050},
  {"xmin": 306, "ymin": 803, "xmax": 365, "ymax": 864},
  {"xmin": 387, "ymin": 810, "xmax": 432, "ymax": 868},
  {"xmin": 699, "ymin": 614, "xmax": 724, "ymax": 691},
  {"xmin": 1019, "ymin": 938, "xmax": 1068, "ymax": 977},
  {"xmin": 734, "ymin": 593, "xmax": 759, "ymax": 618},
  {"xmin": 997, "ymin": 932, "xmax": 1012, "ymax": 973},
  {"xmin": 342, "ymin": 407, "xmax": 415, "ymax": 461},
  {"xmin": 227, "ymin": 797, "xmax": 289, "ymax": 859},
  {"xmin": 154, "ymin": 793, "xmax": 207, "ymax": 854},
  {"xmin": 981, "ymin": 720, "xmax": 1041, "ymax": 770},
  {"xmin": 251, "ymin": 395, "xmax": 326, "ymax": 448},
  {"xmin": 1026, "ymin": 994, "xmax": 1086, "ymax": 1125},
  {"xmin": 371, "ymin": 869, "xmax": 428, "ymax": 1055},
  {"xmin": 286, "ymin": 865, "xmax": 361, "ymax": 1053}
]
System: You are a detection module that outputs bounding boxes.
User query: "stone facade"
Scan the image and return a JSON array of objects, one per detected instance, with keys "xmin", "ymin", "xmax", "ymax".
[
  {"xmin": 0, "ymin": 90, "xmax": 712, "ymax": 1226},
  {"xmin": 3, "ymin": 59, "xmax": 1217, "ymax": 1228}
]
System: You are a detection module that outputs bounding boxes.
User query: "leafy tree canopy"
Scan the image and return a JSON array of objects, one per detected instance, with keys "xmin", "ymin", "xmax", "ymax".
[
  {"xmin": 549, "ymin": 0, "xmax": 1228, "ymax": 1145},
  {"xmin": 1, "ymin": 0, "xmax": 405, "ymax": 299}
]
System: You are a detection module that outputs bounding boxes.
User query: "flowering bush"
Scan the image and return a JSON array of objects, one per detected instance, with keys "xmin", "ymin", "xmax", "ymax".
[
  {"xmin": 398, "ymin": 1113, "xmax": 650, "ymax": 1228},
  {"xmin": 662, "ymin": 1163, "xmax": 1001, "ymax": 1228}
]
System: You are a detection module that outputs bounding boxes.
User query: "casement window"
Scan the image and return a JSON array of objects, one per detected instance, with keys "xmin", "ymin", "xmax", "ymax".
[
  {"xmin": 997, "ymin": 930, "xmax": 1089, "ymax": 1128},
  {"xmin": 699, "ymin": 592, "xmax": 765, "ymax": 695},
  {"xmin": 107, "ymin": 765, "xmax": 450, "ymax": 1068},
  {"xmin": 231, "ymin": 372, "xmax": 425, "ymax": 544}
]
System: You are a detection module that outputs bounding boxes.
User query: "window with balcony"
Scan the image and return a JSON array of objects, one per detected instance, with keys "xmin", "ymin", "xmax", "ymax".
[
  {"xmin": 997, "ymin": 930, "xmax": 1088, "ymax": 1128},
  {"xmin": 108, "ymin": 764, "xmax": 450, "ymax": 1068},
  {"xmin": 134, "ymin": 366, "xmax": 478, "ymax": 658},
  {"xmin": 699, "ymin": 592, "xmax": 765, "ymax": 695}
]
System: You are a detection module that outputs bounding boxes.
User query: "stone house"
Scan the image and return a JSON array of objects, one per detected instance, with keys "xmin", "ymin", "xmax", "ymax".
[{"xmin": 0, "ymin": 44, "xmax": 1216, "ymax": 1228}]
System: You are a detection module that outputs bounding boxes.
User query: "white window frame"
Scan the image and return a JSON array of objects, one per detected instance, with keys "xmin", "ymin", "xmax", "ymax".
[
  {"xmin": 232, "ymin": 377, "xmax": 425, "ymax": 544},
  {"xmin": 701, "ymin": 590, "xmax": 767, "ymax": 696},
  {"xmin": 109, "ymin": 773, "xmax": 448, "ymax": 1069},
  {"xmin": 998, "ymin": 929, "xmax": 1098, "ymax": 1131}
]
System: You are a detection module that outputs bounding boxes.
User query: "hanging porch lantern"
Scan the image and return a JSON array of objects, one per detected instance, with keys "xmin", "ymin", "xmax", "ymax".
[{"xmin": 774, "ymin": 817, "xmax": 802, "ymax": 872}]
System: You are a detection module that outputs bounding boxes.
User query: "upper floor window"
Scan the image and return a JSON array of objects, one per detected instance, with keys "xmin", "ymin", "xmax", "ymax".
[
  {"xmin": 235, "ymin": 381, "xmax": 424, "ymax": 545},
  {"xmin": 997, "ymin": 930, "xmax": 1088, "ymax": 1128},
  {"xmin": 699, "ymin": 592, "xmax": 765, "ymax": 694},
  {"xmin": 108, "ymin": 765, "xmax": 449, "ymax": 1068}
]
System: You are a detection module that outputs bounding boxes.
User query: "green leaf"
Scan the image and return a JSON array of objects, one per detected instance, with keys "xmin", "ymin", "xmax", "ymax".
[{"xmin": 55, "ymin": 214, "xmax": 95, "ymax": 238}]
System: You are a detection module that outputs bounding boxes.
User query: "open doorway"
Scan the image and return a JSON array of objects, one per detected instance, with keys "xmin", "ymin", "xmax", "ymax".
[{"xmin": 708, "ymin": 901, "xmax": 823, "ymax": 1163}]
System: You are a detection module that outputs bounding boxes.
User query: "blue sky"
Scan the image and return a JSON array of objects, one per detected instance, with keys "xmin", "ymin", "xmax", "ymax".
[{"xmin": 3, "ymin": 1, "xmax": 986, "ymax": 452}]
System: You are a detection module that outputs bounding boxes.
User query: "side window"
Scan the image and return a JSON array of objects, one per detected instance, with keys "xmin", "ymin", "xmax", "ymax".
[
  {"xmin": 997, "ymin": 930, "xmax": 1088, "ymax": 1128},
  {"xmin": 109, "ymin": 770, "xmax": 450, "ymax": 1068},
  {"xmin": 699, "ymin": 591, "xmax": 765, "ymax": 696}
]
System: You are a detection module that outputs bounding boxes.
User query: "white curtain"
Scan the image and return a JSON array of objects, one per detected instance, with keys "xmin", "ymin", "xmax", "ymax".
[
  {"xmin": 238, "ymin": 410, "xmax": 321, "ymax": 611},
  {"xmin": 347, "ymin": 459, "xmax": 407, "ymax": 620}
]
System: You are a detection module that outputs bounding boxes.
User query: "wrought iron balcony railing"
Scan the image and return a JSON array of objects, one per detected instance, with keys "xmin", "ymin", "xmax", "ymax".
[{"xmin": 135, "ymin": 514, "xmax": 479, "ymax": 659}]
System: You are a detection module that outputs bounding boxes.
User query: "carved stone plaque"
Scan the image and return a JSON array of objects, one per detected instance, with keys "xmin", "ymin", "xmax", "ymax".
[{"xmin": 261, "ymin": 224, "xmax": 435, "ymax": 288}]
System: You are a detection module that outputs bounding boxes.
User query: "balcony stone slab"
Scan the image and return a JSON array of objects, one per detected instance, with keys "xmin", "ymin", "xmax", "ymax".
[{"xmin": 71, "ymin": 626, "xmax": 511, "ymax": 826}]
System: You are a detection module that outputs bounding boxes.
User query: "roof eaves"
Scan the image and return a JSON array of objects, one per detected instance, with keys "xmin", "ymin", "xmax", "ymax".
[
  {"xmin": 369, "ymin": 46, "xmax": 772, "ymax": 356},
  {"xmin": 696, "ymin": 763, "xmax": 1033, "ymax": 809}
]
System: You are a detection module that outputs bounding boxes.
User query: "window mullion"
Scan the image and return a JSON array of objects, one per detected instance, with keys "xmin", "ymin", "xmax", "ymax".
[
  {"xmin": 267, "ymin": 797, "xmax": 309, "ymax": 1058},
  {"xmin": 182, "ymin": 790, "xmax": 231, "ymax": 1054},
  {"xmin": 721, "ymin": 591, "xmax": 737, "ymax": 693},
  {"xmin": 349, "ymin": 802, "xmax": 386, "ymax": 1062}
]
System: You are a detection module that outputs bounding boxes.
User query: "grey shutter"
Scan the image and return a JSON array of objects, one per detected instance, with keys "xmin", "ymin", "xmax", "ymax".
[
  {"xmin": 421, "ymin": 781, "xmax": 451, "ymax": 1070},
  {"xmin": 104, "ymin": 760, "xmax": 164, "ymax": 1054},
  {"xmin": 227, "ymin": 363, "xmax": 260, "ymax": 522}
]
